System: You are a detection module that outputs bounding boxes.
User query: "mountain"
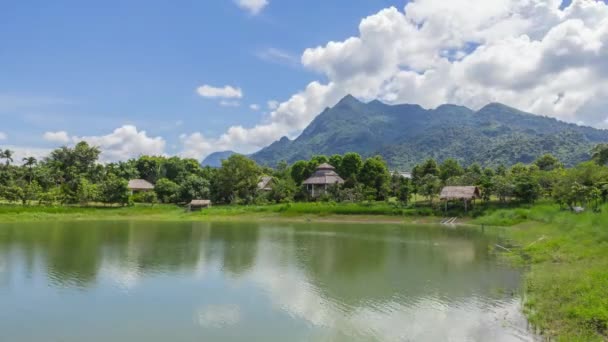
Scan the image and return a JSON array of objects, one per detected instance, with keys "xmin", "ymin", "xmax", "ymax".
[
  {"xmin": 201, "ymin": 151, "xmax": 236, "ymax": 168},
  {"xmin": 250, "ymin": 95, "xmax": 608, "ymax": 169}
]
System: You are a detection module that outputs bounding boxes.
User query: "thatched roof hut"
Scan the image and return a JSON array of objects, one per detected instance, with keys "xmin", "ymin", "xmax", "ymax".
[
  {"xmin": 257, "ymin": 176, "xmax": 273, "ymax": 191},
  {"xmin": 440, "ymin": 186, "xmax": 481, "ymax": 200},
  {"xmin": 128, "ymin": 179, "xmax": 154, "ymax": 191},
  {"xmin": 303, "ymin": 163, "xmax": 344, "ymax": 185},
  {"xmin": 188, "ymin": 199, "xmax": 211, "ymax": 211}
]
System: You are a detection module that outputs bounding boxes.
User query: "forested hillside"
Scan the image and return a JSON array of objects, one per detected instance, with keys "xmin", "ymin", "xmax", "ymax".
[{"xmin": 250, "ymin": 95, "xmax": 608, "ymax": 169}]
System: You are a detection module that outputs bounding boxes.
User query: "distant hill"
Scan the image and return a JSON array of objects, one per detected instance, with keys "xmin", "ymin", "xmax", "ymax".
[
  {"xmin": 201, "ymin": 151, "xmax": 236, "ymax": 168},
  {"xmin": 249, "ymin": 95, "xmax": 608, "ymax": 169}
]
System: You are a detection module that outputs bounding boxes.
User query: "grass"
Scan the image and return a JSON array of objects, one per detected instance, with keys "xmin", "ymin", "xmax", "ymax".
[
  {"xmin": 473, "ymin": 202, "xmax": 608, "ymax": 341},
  {"xmin": 0, "ymin": 201, "xmax": 438, "ymax": 223}
]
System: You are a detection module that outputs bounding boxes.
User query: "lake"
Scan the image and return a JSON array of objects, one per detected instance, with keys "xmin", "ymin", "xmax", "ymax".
[{"xmin": 0, "ymin": 221, "xmax": 534, "ymax": 341}]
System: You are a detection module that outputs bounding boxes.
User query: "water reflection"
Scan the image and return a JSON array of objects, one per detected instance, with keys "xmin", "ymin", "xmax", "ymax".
[{"xmin": 0, "ymin": 221, "xmax": 534, "ymax": 341}]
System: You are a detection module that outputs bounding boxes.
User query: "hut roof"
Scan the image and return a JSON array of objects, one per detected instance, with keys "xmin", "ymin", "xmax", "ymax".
[
  {"xmin": 257, "ymin": 176, "xmax": 273, "ymax": 191},
  {"xmin": 303, "ymin": 163, "xmax": 344, "ymax": 185},
  {"xmin": 189, "ymin": 199, "xmax": 211, "ymax": 206},
  {"xmin": 316, "ymin": 163, "xmax": 335, "ymax": 170},
  {"xmin": 128, "ymin": 179, "xmax": 154, "ymax": 190},
  {"xmin": 440, "ymin": 186, "xmax": 481, "ymax": 200}
]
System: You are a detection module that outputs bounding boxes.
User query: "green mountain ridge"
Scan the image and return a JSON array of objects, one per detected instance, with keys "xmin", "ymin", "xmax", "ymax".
[{"xmin": 249, "ymin": 95, "xmax": 608, "ymax": 169}]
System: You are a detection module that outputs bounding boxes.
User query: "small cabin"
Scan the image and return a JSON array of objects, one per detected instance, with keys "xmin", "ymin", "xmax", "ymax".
[
  {"xmin": 128, "ymin": 179, "xmax": 155, "ymax": 194},
  {"xmin": 302, "ymin": 163, "xmax": 344, "ymax": 197},
  {"xmin": 257, "ymin": 176, "xmax": 273, "ymax": 192},
  {"xmin": 440, "ymin": 186, "xmax": 481, "ymax": 212},
  {"xmin": 187, "ymin": 199, "xmax": 211, "ymax": 211}
]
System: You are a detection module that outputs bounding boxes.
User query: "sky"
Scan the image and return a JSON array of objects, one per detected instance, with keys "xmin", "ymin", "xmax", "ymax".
[{"xmin": 1, "ymin": 0, "xmax": 608, "ymax": 163}]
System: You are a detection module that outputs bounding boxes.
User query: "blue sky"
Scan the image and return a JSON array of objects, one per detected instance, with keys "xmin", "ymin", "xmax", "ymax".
[
  {"xmin": 1, "ymin": 0, "xmax": 404, "ymax": 155},
  {"xmin": 2, "ymin": 0, "xmax": 608, "ymax": 162}
]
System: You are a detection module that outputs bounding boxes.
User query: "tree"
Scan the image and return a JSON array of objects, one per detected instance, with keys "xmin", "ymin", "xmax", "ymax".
[
  {"xmin": 338, "ymin": 152, "xmax": 363, "ymax": 181},
  {"xmin": 534, "ymin": 154, "xmax": 562, "ymax": 171},
  {"xmin": 439, "ymin": 158, "xmax": 464, "ymax": 182},
  {"xmin": 513, "ymin": 173, "xmax": 541, "ymax": 203},
  {"xmin": 99, "ymin": 174, "xmax": 129, "ymax": 206},
  {"xmin": 267, "ymin": 177, "xmax": 296, "ymax": 203},
  {"xmin": 419, "ymin": 174, "xmax": 441, "ymax": 205},
  {"xmin": 290, "ymin": 161, "xmax": 309, "ymax": 185},
  {"xmin": 22, "ymin": 156, "xmax": 37, "ymax": 184},
  {"xmin": 213, "ymin": 155, "xmax": 261, "ymax": 204},
  {"xmin": 591, "ymin": 144, "xmax": 608, "ymax": 166},
  {"xmin": 0, "ymin": 149, "xmax": 14, "ymax": 166},
  {"xmin": 420, "ymin": 158, "xmax": 440, "ymax": 177},
  {"xmin": 179, "ymin": 174, "xmax": 210, "ymax": 203},
  {"xmin": 358, "ymin": 156, "xmax": 391, "ymax": 200},
  {"xmin": 328, "ymin": 154, "xmax": 343, "ymax": 172},
  {"xmin": 136, "ymin": 156, "xmax": 165, "ymax": 183},
  {"xmin": 154, "ymin": 178, "xmax": 180, "ymax": 203}
]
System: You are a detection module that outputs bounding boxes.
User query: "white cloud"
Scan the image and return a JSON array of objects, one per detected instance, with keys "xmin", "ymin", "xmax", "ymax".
[
  {"xmin": 74, "ymin": 125, "xmax": 165, "ymax": 162},
  {"xmin": 255, "ymin": 48, "xmax": 299, "ymax": 66},
  {"xmin": 267, "ymin": 100, "xmax": 279, "ymax": 110},
  {"xmin": 43, "ymin": 131, "xmax": 70, "ymax": 144},
  {"xmin": 196, "ymin": 85, "xmax": 243, "ymax": 99},
  {"xmin": 0, "ymin": 132, "xmax": 6, "ymax": 140},
  {"xmin": 250, "ymin": 104, "xmax": 260, "ymax": 111},
  {"xmin": 220, "ymin": 100, "xmax": 241, "ymax": 107},
  {"xmin": 235, "ymin": 0, "xmax": 268, "ymax": 15},
  {"xmin": 183, "ymin": 0, "xmax": 608, "ymax": 159}
]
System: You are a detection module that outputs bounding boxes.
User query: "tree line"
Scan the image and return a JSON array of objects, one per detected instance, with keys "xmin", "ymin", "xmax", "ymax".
[{"xmin": 1, "ymin": 142, "xmax": 608, "ymax": 210}]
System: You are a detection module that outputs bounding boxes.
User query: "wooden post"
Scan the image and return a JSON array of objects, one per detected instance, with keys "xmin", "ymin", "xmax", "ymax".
[{"xmin": 464, "ymin": 199, "xmax": 468, "ymax": 213}]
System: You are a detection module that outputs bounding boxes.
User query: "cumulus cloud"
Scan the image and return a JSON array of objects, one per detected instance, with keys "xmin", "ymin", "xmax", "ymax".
[
  {"xmin": 43, "ymin": 131, "xmax": 70, "ymax": 144},
  {"xmin": 235, "ymin": 0, "xmax": 268, "ymax": 15},
  {"xmin": 74, "ymin": 125, "xmax": 165, "ymax": 162},
  {"xmin": 250, "ymin": 104, "xmax": 261, "ymax": 111},
  {"xmin": 196, "ymin": 85, "xmax": 243, "ymax": 99},
  {"xmin": 0, "ymin": 132, "xmax": 6, "ymax": 140},
  {"xmin": 182, "ymin": 0, "xmax": 608, "ymax": 160}
]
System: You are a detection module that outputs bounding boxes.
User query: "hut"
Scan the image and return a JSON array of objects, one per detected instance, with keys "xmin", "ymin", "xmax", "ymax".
[
  {"xmin": 257, "ymin": 176, "xmax": 273, "ymax": 192},
  {"xmin": 439, "ymin": 186, "xmax": 481, "ymax": 212},
  {"xmin": 188, "ymin": 200, "xmax": 211, "ymax": 211},
  {"xmin": 302, "ymin": 163, "xmax": 344, "ymax": 197},
  {"xmin": 128, "ymin": 179, "xmax": 154, "ymax": 194}
]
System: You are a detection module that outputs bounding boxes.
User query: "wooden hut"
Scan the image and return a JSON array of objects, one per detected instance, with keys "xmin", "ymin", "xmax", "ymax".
[
  {"xmin": 257, "ymin": 176, "xmax": 273, "ymax": 192},
  {"xmin": 302, "ymin": 163, "xmax": 344, "ymax": 197},
  {"xmin": 440, "ymin": 186, "xmax": 481, "ymax": 212},
  {"xmin": 128, "ymin": 179, "xmax": 154, "ymax": 194},
  {"xmin": 187, "ymin": 199, "xmax": 211, "ymax": 211}
]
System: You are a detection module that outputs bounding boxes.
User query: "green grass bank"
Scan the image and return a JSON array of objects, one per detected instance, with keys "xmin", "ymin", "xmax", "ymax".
[{"xmin": 474, "ymin": 203, "xmax": 608, "ymax": 341}]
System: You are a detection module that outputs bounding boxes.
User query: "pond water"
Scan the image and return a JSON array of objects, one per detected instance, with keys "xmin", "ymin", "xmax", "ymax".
[{"xmin": 0, "ymin": 221, "xmax": 535, "ymax": 341}]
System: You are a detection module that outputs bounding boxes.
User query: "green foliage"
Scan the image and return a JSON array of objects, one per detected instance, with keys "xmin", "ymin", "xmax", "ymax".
[
  {"xmin": 358, "ymin": 156, "xmax": 391, "ymax": 200},
  {"xmin": 99, "ymin": 174, "xmax": 129, "ymax": 206},
  {"xmin": 213, "ymin": 154, "xmax": 261, "ymax": 204},
  {"xmin": 154, "ymin": 178, "xmax": 180, "ymax": 203}
]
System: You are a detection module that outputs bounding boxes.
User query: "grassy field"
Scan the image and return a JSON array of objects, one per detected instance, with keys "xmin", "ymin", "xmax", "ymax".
[
  {"xmin": 1, "ymin": 201, "xmax": 607, "ymax": 340},
  {"xmin": 0, "ymin": 202, "xmax": 437, "ymax": 223},
  {"xmin": 474, "ymin": 203, "xmax": 608, "ymax": 341}
]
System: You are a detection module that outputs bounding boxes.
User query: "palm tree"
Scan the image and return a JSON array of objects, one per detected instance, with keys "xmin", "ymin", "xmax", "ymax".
[
  {"xmin": 22, "ymin": 156, "xmax": 37, "ymax": 184},
  {"xmin": 1, "ymin": 149, "xmax": 14, "ymax": 166}
]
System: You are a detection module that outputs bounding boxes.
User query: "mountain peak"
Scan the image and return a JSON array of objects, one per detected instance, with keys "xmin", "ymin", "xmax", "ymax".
[
  {"xmin": 335, "ymin": 94, "xmax": 362, "ymax": 106},
  {"xmin": 478, "ymin": 102, "xmax": 515, "ymax": 112}
]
